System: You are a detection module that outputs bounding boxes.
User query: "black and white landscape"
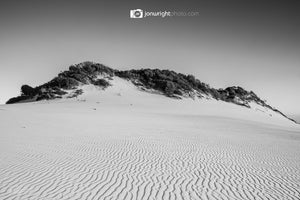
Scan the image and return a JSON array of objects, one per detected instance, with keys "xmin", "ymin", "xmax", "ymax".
[
  {"xmin": 0, "ymin": 1, "xmax": 300, "ymax": 200},
  {"xmin": 0, "ymin": 62, "xmax": 300, "ymax": 199}
]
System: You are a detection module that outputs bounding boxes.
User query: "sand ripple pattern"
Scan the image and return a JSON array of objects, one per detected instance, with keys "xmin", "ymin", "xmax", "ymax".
[{"xmin": 0, "ymin": 134, "xmax": 300, "ymax": 200}]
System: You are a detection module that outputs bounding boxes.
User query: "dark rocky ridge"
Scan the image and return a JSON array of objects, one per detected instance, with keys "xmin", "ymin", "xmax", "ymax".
[{"xmin": 6, "ymin": 61, "xmax": 297, "ymax": 123}]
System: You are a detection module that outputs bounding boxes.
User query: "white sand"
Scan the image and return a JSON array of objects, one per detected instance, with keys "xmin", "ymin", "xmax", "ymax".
[{"xmin": 0, "ymin": 77, "xmax": 299, "ymax": 200}]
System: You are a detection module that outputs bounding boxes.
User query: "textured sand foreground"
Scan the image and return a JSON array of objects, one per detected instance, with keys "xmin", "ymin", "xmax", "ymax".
[{"xmin": 0, "ymin": 78, "xmax": 300, "ymax": 200}]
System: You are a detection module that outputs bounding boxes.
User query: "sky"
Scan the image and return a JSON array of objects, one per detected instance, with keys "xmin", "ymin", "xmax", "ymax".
[{"xmin": 0, "ymin": 0, "xmax": 299, "ymax": 115}]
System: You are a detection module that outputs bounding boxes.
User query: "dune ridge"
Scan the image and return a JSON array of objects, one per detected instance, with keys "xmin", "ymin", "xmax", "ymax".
[{"xmin": 0, "ymin": 77, "xmax": 299, "ymax": 200}]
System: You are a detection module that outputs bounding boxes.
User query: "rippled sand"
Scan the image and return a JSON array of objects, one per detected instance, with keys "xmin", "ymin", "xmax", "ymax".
[{"xmin": 0, "ymin": 78, "xmax": 299, "ymax": 200}]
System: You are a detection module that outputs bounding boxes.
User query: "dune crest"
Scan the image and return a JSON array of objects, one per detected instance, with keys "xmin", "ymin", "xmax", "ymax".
[{"xmin": 0, "ymin": 74, "xmax": 300, "ymax": 200}]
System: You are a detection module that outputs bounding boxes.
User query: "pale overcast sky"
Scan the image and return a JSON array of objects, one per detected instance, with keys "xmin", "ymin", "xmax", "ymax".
[{"xmin": 0, "ymin": 0, "xmax": 299, "ymax": 115}]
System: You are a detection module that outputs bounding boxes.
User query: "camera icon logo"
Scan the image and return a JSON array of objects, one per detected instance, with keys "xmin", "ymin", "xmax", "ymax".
[{"xmin": 130, "ymin": 9, "xmax": 143, "ymax": 18}]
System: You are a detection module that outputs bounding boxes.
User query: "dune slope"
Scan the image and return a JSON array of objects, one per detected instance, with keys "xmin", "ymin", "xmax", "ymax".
[{"xmin": 0, "ymin": 77, "xmax": 300, "ymax": 200}]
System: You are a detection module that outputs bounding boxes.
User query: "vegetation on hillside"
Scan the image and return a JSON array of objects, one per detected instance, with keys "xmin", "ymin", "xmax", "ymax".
[{"xmin": 5, "ymin": 61, "xmax": 296, "ymax": 123}]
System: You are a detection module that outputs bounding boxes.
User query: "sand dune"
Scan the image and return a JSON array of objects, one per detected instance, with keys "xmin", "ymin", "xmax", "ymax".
[{"xmin": 0, "ymin": 78, "xmax": 300, "ymax": 199}]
